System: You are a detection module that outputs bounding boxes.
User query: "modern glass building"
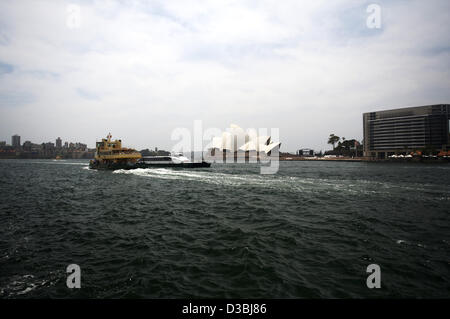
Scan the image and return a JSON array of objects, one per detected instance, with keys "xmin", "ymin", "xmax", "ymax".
[
  {"xmin": 363, "ymin": 104, "xmax": 450, "ymax": 158},
  {"xmin": 11, "ymin": 134, "xmax": 21, "ymax": 148}
]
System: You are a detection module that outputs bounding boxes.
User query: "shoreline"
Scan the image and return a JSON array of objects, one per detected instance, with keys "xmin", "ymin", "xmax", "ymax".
[
  {"xmin": 1, "ymin": 156, "xmax": 449, "ymax": 164},
  {"xmin": 279, "ymin": 156, "xmax": 450, "ymax": 163}
]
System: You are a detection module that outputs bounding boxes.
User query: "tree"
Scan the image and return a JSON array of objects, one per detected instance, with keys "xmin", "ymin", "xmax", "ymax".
[{"xmin": 327, "ymin": 134, "xmax": 340, "ymax": 149}]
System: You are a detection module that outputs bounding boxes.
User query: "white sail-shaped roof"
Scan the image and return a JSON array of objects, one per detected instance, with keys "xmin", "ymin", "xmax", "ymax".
[
  {"xmin": 221, "ymin": 131, "xmax": 233, "ymax": 150},
  {"xmin": 253, "ymin": 136, "xmax": 270, "ymax": 146},
  {"xmin": 212, "ymin": 136, "xmax": 223, "ymax": 150},
  {"xmin": 265, "ymin": 142, "xmax": 281, "ymax": 153},
  {"xmin": 208, "ymin": 124, "xmax": 280, "ymax": 155}
]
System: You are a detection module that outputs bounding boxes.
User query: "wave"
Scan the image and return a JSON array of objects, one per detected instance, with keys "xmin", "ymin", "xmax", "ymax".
[
  {"xmin": 26, "ymin": 161, "xmax": 88, "ymax": 166},
  {"xmin": 111, "ymin": 167, "xmax": 450, "ymax": 199},
  {"xmin": 0, "ymin": 273, "xmax": 59, "ymax": 297},
  {"xmin": 113, "ymin": 168, "xmax": 269, "ymax": 187}
]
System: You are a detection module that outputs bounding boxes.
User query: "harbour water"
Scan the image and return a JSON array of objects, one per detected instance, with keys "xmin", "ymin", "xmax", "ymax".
[{"xmin": 0, "ymin": 159, "xmax": 449, "ymax": 298}]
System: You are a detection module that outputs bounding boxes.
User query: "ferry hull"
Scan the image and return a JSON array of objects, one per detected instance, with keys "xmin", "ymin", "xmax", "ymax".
[
  {"xmin": 136, "ymin": 161, "xmax": 211, "ymax": 169},
  {"xmin": 88, "ymin": 161, "xmax": 138, "ymax": 170},
  {"xmin": 89, "ymin": 161, "xmax": 211, "ymax": 170}
]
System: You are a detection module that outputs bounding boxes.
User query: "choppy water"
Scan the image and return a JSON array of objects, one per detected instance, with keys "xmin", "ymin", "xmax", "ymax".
[{"xmin": 0, "ymin": 159, "xmax": 449, "ymax": 298}]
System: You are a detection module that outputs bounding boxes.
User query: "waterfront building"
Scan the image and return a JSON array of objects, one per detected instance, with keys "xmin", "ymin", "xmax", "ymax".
[
  {"xmin": 208, "ymin": 124, "xmax": 281, "ymax": 161},
  {"xmin": 11, "ymin": 134, "xmax": 20, "ymax": 148},
  {"xmin": 0, "ymin": 135, "xmax": 94, "ymax": 159},
  {"xmin": 22, "ymin": 141, "xmax": 32, "ymax": 151},
  {"xmin": 76, "ymin": 143, "xmax": 87, "ymax": 151},
  {"xmin": 298, "ymin": 149, "xmax": 314, "ymax": 156},
  {"xmin": 363, "ymin": 104, "xmax": 450, "ymax": 158}
]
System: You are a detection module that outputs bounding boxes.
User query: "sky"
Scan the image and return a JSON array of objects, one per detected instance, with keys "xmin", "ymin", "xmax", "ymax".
[{"xmin": 0, "ymin": 0, "xmax": 449, "ymax": 152}]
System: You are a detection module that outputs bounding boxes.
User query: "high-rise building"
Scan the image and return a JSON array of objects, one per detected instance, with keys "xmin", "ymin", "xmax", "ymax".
[
  {"xmin": 11, "ymin": 134, "xmax": 21, "ymax": 148},
  {"xmin": 363, "ymin": 104, "xmax": 450, "ymax": 158},
  {"xmin": 56, "ymin": 137, "xmax": 62, "ymax": 148}
]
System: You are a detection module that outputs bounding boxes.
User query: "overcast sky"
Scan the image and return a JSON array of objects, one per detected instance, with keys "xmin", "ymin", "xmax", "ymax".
[{"xmin": 0, "ymin": 0, "xmax": 449, "ymax": 152}]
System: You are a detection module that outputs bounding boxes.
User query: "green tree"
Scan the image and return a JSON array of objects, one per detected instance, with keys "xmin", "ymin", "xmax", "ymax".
[{"xmin": 327, "ymin": 134, "xmax": 340, "ymax": 149}]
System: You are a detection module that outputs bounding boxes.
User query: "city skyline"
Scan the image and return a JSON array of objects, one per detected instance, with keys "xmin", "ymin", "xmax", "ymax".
[
  {"xmin": 1, "ymin": 134, "xmax": 88, "ymax": 148},
  {"xmin": 0, "ymin": 133, "xmax": 165, "ymax": 152},
  {"xmin": 2, "ymin": 100, "xmax": 449, "ymax": 153}
]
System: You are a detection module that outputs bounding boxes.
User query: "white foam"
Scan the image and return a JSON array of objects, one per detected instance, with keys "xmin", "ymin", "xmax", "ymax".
[
  {"xmin": 112, "ymin": 167, "xmax": 447, "ymax": 197},
  {"xmin": 113, "ymin": 168, "xmax": 275, "ymax": 188},
  {"xmin": 0, "ymin": 274, "xmax": 49, "ymax": 297},
  {"xmin": 27, "ymin": 161, "xmax": 88, "ymax": 166}
]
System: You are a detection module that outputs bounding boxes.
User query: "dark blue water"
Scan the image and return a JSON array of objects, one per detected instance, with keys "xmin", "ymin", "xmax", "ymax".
[{"xmin": 0, "ymin": 159, "xmax": 449, "ymax": 298}]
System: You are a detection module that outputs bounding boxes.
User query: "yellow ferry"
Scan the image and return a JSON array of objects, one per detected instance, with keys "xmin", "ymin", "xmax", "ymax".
[{"xmin": 89, "ymin": 133, "xmax": 142, "ymax": 170}]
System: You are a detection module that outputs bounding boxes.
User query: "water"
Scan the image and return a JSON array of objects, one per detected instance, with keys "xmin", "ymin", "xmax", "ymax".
[{"xmin": 0, "ymin": 159, "xmax": 449, "ymax": 298}]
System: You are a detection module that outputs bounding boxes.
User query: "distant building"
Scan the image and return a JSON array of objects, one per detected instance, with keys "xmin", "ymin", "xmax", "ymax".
[
  {"xmin": 22, "ymin": 141, "xmax": 32, "ymax": 151},
  {"xmin": 0, "ymin": 136, "xmax": 93, "ymax": 159},
  {"xmin": 0, "ymin": 141, "xmax": 6, "ymax": 146},
  {"xmin": 75, "ymin": 142, "xmax": 87, "ymax": 151},
  {"xmin": 363, "ymin": 104, "xmax": 450, "ymax": 158},
  {"xmin": 42, "ymin": 142, "xmax": 55, "ymax": 149},
  {"xmin": 12, "ymin": 134, "xmax": 20, "ymax": 148},
  {"xmin": 208, "ymin": 124, "xmax": 281, "ymax": 160},
  {"xmin": 298, "ymin": 149, "xmax": 314, "ymax": 157}
]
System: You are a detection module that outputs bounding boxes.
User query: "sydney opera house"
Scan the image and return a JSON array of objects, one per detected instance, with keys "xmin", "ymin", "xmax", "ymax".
[{"xmin": 207, "ymin": 124, "xmax": 281, "ymax": 162}]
